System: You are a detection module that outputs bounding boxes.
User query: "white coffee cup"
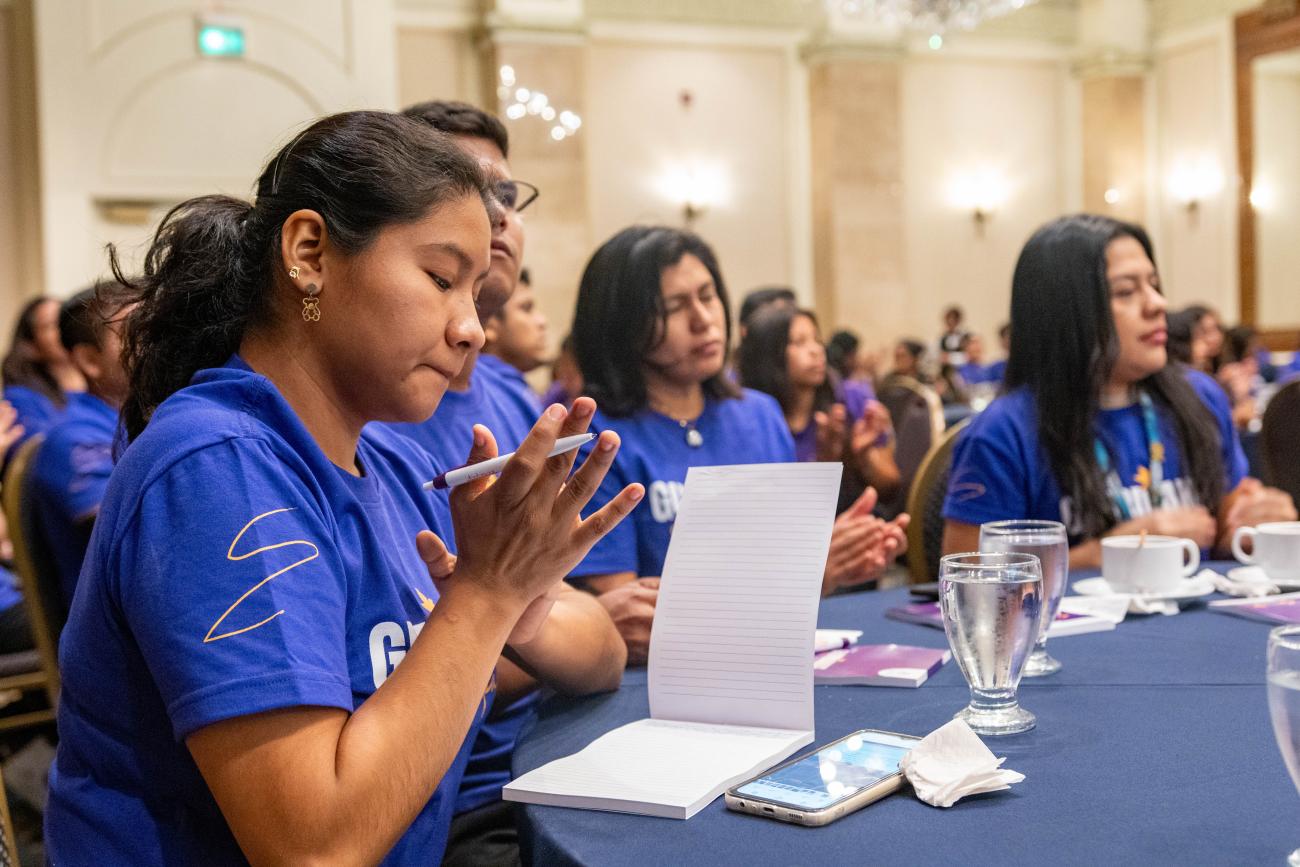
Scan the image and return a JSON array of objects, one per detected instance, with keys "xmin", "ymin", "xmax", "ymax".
[
  {"xmin": 1232, "ymin": 522, "xmax": 1300, "ymax": 582},
  {"xmin": 1101, "ymin": 535, "xmax": 1201, "ymax": 594}
]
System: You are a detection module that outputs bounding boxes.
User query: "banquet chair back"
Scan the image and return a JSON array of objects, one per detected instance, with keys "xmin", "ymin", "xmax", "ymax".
[
  {"xmin": 878, "ymin": 376, "xmax": 944, "ymax": 518},
  {"xmin": 904, "ymin": 418, "xmax": 970, "ymax": 583},
  {"xmin": 0, "ymin": 763, "xmax": 16, "ymax": 867},
  {"xmin": 0, "ymin": 435, "xmax": 63, "ymax": 726},
  {"xmin": 1261, "ymin": 379, "xmax": 1300, "ymax": 506}
]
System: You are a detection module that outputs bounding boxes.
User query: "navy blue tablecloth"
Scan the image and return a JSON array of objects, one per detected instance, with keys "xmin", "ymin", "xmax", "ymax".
[{"xmin": 513, "ymin": 563, "xmax": 1300, "ymax": 865}]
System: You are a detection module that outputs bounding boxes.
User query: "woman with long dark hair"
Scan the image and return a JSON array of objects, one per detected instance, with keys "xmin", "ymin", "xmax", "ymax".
[
  {"xmin": 2, "ymin": 296, "xmax": 86, "ymax": 441},
  {"xmin": 738, "ymin": 305, "xmax": 901, "ymax": 508},
  {"xmin": 942, "ymin": 214, "xmax": 1294, "ymax": 568},
  {"xmin": 567, "ymin": 226, "xmax": 907, "ymax": 663},
  {"xmin": 46, "ymin": 111, "xmax": 639, "ymax": 864}
]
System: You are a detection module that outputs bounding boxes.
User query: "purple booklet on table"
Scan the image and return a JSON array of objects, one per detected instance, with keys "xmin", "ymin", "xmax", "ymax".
[
  {"xmin": 813, "ymin": 644, "xmax": 951, "ymax": 687},
  {"xmin": 885, "ymin": 601, "xmax": 1115, "ymax": 637},
  {"xmin": 1211, "ymin": 597, "xmax": 1300, "ymax": 625}
]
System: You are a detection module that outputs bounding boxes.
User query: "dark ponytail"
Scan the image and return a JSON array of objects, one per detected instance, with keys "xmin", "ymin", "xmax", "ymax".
[{"xmin": 111, "ymin": 110, "xmax": 495, "ymax": 440}]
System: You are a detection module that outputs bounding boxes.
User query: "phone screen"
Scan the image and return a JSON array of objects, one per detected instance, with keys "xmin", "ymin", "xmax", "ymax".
[{"xmin": 733, "ymin": 731, "xmax": 916, "ymax": 811}]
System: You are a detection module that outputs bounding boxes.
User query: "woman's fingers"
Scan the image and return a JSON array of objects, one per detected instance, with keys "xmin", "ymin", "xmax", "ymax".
[
  {"xmin": 554, "ymin": 431, "xmax": 621, "ymax": 522},
  {"xmin": 449, "ymin": 424, "xmax": 500, "ymax": 509},
  {"xmin": 415, "ymin": 530, "xmax": 457, "ymax": 579},
  {"xmin": 533, "ymin": 398, "xmax": 597, "ymax": 501},
  {"xmin": 493, "ymin": 404, "xmax": 567, "ymax": 506},
  {"xmin": 574, "ymin": 484, "xmax": 644, "ymax": 551}
]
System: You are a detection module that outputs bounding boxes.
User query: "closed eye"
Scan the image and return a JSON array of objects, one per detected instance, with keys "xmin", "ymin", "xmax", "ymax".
[{"xmin": 428, "ymin": 272, "xmax": 452, "ymax": 291}]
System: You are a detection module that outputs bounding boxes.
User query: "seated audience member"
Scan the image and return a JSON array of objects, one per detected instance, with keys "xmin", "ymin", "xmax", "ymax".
[
  {"xmin": 30, "ymin": 283, "xmax": 133, "ymax": 610},
  {"xmin": 1215, "ymin": 325, "xmax": 1264, "ymax": 431},
  {"xmin": 738, "ymin": 305, "xmax": 901, "ymax": 509},
  {"xmin": 984, "ymin": 323, "xmax": 1010, "ymax": 385},
  {"xmin": 737, "ymin": 286, "xmax": 797, "ymax": 339},
  {"xmin": 938, "ymin": 305, "xmax": 969, "ymax": 363},
  {"xmin": 942, "ymin": 214, "xmax": 1296, "ymax": 569},
  {"xmin": 881, "ymin": 338, "xmax": 928, "ymax": 388},
  {"xmin": 957, "ymin": 334, "xmax": 997, "ymax": 386},
  {"xmin": 567, "ymin": 226, "xmax": 908, "ymax": 664},
  {"xmin": 45, "ymin": 110, "xmax": 638, "ymax": 865},
  {"xmin": 826, "ymin": 329, "xmax": 861, "ymax": 381},
  {"xmin": 2, "ymin": 297, "xmax": 87, "ymax": 450},
  {"xmin": 542, "ymin": 334, "xmax": 582, "ymax": 409},
  {"xmin": 380, "ymin": 100, "xmax": 623, "ymax": 867},
  {"xmin": 1185, "ymin": 304, "xmax": 1225, "ymax": 373},
  {"xmin": 0, "ymin": 407, "xmax": 33, "ymax": 653},
  {"xmin": 481, "ymin": 266, "xmax": 546, "ymax": 416}
]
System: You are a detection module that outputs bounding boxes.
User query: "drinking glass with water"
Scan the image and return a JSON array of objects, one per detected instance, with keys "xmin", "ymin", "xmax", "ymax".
[
  {"xmin": 939, "ymin": 552, "xmax": 1043, "ymax": 736},
  {"xmin": 1267, "ymin": 625, "xmax": 1300, "ymax": 866},
  {"xmin": 979, "ymin": 520, "xmax": 1069, "ymax": 677}
]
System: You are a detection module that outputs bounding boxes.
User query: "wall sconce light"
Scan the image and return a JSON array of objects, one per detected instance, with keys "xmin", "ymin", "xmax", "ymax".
[
  {"xmin": 948, "ymin": 168, "xmax": 1007, "ymax": 237},
  {"xmin": 1249, "ymin": 178, "xmax": 1274, "ymax": 212},
  {"xmin": 497, "ymin": 66, "xmax": 582, "ymax": 141},
  {"xmin": 1168, "ymin": 158, "xmax": 1223, "ymax": 224},
  {"xmin": 658, "ymin": 162, "xmax": 727, "ymax": 229},
  {"xmin": 1104, "ymin": 187, "xmax": 1121, "ymax": 206}
]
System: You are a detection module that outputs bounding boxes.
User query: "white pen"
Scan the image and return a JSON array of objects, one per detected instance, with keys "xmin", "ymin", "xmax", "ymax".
[{"xmin": 423, "ymin": 433, "xmax": 596, "ymax": 491}]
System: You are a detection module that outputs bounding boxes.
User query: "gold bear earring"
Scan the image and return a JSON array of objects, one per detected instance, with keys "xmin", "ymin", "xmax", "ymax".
[
  {"xmin": 301, "ymin": 283, "xmax": 321, "ymax": 322},
  {"xmin": 288, "ymin": 266, "xmax": 300, "ymax": 279}
]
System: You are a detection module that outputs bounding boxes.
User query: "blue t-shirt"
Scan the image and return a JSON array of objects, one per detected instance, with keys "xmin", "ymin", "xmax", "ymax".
[
  {"xmin": 379, "ymin": 359, "xmax": 541, "ymax": 816},
  {"xmin": 791, "ymin": 378, "xmax": 874, "ymax": 463},
  {"xmin": 478, "ymin": 353, "xmax": 543, "ymax": 421},
  {"xmin": 46, "ymin": 359, "xmax": 488, "ymax": 865},
  {"xmin": 3, "ymin": 384, "xmax": 67, "ymax": 465},
  {"xmin": 984, "ymin": 359, "xmax": 1008, "ymax": 385},
  {"xmin": 943, "ymin": 369, "xmax": 1248, "ymax": 545},
  {"xmin": 30, "ymin": 392, "xmax": 118, "ymax": 610},
  {"xmin": 959, "ymin": 362, "xmax": 999, "ymax": 386},
  {"xmin": 572, "ymin": 389, "xmax": 796, "ymax": 578}
]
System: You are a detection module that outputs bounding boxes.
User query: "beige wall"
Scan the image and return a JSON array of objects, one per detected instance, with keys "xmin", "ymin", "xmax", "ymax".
[
  {"xmin": 397, "ymin": 26, "xmax": 483, "ymax": 108},
  {"xmin": 1152, "ymin": 30, "xmax": 1238, "ymax": 319},
  {"xmin": 584, "ymin": 38, "xmax": 794, "ymax": 324},
  {"xmin": 899, "ymin": 54, "xmax": 1070, "ymax": 350},
  {"xmin": 31, "ymin": 0, "xmax": 400, "ymax": 297},
  {"xmin": 1254, "ymin": 66, "xmax": 1300, "ymax": 327}
]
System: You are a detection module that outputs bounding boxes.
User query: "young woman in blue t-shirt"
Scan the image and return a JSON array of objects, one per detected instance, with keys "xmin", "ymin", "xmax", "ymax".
[
  {"xmin": 942, "ymin": 214, "xmax": 1295, "ymax": 568},
  {"xmin": 567, "ymin": 226, "xmax": 907, "ymax": 664},
  {"xmin": 46, "ymin": 111, "xmax": 641, "ymax": 865},
  {"xmin": 737, "ymin": 304, "xmax": 901, "ymax": 508}
]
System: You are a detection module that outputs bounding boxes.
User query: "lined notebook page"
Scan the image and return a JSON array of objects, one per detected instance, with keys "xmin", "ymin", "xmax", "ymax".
[{"xmin": 648, "ymin": 462, "xmax": 842, "ymax": 732}]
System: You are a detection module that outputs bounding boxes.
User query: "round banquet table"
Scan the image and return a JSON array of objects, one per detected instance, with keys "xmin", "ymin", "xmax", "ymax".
[{"xmin": 513, "ymin": 563, "xmax": 1300, "ymax": 866}]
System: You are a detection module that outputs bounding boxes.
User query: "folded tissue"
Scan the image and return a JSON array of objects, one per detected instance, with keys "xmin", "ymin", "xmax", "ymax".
[{"xmin": 898, "ymin": 719, "xmax": 1024, "ymax": 808}]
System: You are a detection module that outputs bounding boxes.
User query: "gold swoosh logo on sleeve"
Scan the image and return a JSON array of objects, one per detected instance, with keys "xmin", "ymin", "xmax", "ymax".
[{"xmin": 203, "ymin": 508, "xmax": 320, "ymax": 644}]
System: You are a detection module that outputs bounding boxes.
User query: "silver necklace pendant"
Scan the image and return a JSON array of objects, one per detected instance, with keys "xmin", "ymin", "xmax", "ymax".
[{"xmin": 685, "ymin": 426, "xmax": 704, "ymax": 448}]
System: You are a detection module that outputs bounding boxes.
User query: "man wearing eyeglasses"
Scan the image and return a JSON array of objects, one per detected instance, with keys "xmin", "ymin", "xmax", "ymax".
[{"xmin": 388, "ymin": 101, "xmax": 624, "ymax": 867}]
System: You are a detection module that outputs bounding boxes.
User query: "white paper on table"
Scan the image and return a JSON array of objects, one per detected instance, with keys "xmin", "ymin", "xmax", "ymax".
[
  {"xmin": 505, "ymin": 462, "xmax": 842, "ymax": 819},
  {"xmin": 1057, "ymin": 595, "xmax": 1129, "ymax": 624}
]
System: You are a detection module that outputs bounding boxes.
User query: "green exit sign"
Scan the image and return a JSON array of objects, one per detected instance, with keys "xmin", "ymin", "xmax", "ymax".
[{"xmin": 196, "ymin": 21, "xmax": 245, "ymax": 58}]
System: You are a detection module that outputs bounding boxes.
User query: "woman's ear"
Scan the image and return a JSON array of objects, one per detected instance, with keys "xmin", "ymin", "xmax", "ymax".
[{"xmin": 279, "ymin": 209, "xmax": 328, "ymax": 286}]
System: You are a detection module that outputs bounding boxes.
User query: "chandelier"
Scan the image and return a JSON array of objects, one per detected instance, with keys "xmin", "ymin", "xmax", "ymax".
[{"xmin": 830, "ymin": 0, "xmax": 1038, "ymax": 33}]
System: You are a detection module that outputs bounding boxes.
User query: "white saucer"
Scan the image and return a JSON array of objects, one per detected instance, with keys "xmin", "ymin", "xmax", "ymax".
[
  {"xmin": 1227, "ymin": 566, "xmax": 1300, "ymax": 589},
  {"xmin": 1072, "ymin": 575, "xmax": 1215, "ymax": 602}
]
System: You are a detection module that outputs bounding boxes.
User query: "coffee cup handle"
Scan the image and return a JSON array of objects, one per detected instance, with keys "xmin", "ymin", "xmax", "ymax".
[
  {"xmin": 1181, "ymin": 539, "xmax": 1200, "ymax": 577},
  {"xmin": 1232, "ymin": 527, "xmax": 1256, "ymax": 565}
]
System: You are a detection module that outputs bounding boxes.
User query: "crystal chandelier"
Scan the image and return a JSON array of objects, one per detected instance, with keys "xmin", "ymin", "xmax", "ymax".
[{"xmin": 831, "ymin": 0, "xmax": 1037, "ymax": 33}]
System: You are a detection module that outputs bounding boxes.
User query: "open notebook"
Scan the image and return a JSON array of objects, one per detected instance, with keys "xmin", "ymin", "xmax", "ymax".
[{"xmin": 503, "ymin": 462, "xmax": 842, "ymax": 819}]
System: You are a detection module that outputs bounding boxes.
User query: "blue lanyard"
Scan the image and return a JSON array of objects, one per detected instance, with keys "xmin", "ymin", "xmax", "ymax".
[{"xmin": 1093, "ymin": 390, "xmax": 1165, "ymax": 519}]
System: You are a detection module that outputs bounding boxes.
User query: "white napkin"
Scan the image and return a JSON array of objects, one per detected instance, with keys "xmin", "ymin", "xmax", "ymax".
[
  {"xmin": 1207, "ymin": 568, "xmax": 1279, "ymax": 598},
  {"xmin": 897, "ymin": 719, "xmax": 1024, "ymax": 808},
  {"xmin": 813, "ymin": 629, "xmax": 863, "ymax": 652}
]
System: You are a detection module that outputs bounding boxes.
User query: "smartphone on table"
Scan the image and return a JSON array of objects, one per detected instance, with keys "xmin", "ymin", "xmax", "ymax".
[{"xmin": 724, "ymin": 729, "xmax": 921, "ymax": 827}]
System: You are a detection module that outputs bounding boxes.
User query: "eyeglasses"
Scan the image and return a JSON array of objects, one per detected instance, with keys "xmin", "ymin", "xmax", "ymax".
[{"xmin": 494, "ymin": 179, "xmax": 540, "ymax": 213}]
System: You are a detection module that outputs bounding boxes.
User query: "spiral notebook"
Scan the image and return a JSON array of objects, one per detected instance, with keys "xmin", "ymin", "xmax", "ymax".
[{"xmin": 503, "ymin": 462, "xmax": 842, "ymax": 819}]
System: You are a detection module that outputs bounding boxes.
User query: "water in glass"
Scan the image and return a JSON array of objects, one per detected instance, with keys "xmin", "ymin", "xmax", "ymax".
[
  {"xmin": 1267, "ymin": 625, "xmax": 1300, "ymax": 867},
  {"xmin": 939, "ymin": 552, "xmax": 1043, "ymax": 736},
  {"xmin": 981, "ymin": 520, "xmax": 1068, "ymax": 677}
]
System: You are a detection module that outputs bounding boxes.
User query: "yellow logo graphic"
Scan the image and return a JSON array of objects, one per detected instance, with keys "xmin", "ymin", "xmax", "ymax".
[
  {"xmin": 204, "ymin": 508, "xmax": 320, "ymax": 644},
  {"xmin": 1134, "ymin": 465, "xmax": 1151, "ymax": 490},
  {"xmin": 416, "ymin": 587, "xmax": 436, "ymax": 613}
]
